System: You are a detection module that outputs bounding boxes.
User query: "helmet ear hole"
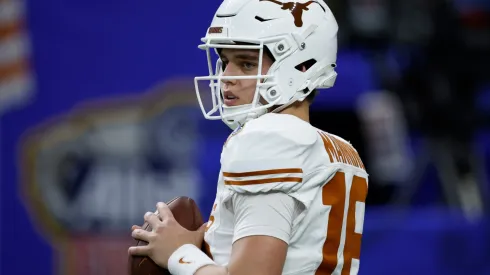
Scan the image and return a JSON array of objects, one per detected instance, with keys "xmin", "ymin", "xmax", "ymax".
[{"xmin": 294, "ymin": 59, "xmax": 317, "ymax": 72}]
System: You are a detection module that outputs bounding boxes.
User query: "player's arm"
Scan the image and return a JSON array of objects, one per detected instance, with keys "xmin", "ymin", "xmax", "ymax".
[
  {"xmin": 196, "ymin": 191, "xmax": 299, "ymax": 275},
  {"xmin": 195, "ymin": 236, "xmax": 287, "ymax": 275}
]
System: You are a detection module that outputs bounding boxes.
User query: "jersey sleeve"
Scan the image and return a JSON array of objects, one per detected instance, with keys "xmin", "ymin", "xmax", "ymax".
[
  {"xmin": 228, "ymin": 191, "xmax": 304, "ymax": 244},
  {"xmin": 221, "ymin": 126, "xmax": 317, "ymax": 195}
]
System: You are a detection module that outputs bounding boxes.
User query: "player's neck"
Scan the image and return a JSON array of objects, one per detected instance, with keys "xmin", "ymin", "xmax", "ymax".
[{"xmin": 278, "ymin": 101, "xmax": 310, "ymax": 123}]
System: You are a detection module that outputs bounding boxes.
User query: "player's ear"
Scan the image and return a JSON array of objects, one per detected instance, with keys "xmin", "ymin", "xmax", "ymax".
[{"xmin": 301, "ymin": 65, "xmax": 307, "ymax": 72}]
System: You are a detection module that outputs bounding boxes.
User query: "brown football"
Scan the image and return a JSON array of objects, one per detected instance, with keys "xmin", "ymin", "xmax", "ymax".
[{"xmin": 128, "ymin": 196, "xmax": 205, "ymax": 275}]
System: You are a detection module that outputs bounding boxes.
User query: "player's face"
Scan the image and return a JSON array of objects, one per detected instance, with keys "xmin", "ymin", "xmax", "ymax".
[{"xmin": 219, "ymin": 48, "xmax": 273, "ymax": 106}]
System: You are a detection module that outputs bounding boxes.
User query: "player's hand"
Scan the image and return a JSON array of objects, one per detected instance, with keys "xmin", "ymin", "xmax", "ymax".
[{"xmin": 128, "ymin": 202, "xmax": 206, "ymax": 268}]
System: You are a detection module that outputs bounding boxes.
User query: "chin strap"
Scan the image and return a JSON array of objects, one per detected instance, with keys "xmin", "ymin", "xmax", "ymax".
[{"xmin": 270, "ymin": 92, "xmax": 305, "ymax": 114}]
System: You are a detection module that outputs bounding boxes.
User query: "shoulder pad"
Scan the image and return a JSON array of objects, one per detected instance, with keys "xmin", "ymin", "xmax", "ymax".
[{"xmin": 221, "ymin": 114, "xmax": 318, "ymax": 194}]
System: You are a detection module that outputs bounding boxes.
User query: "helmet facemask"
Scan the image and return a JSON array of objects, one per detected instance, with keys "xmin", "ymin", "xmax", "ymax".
[{"xmin": 194, "ymin": 38, "xmax": 285, "ymax": 130}]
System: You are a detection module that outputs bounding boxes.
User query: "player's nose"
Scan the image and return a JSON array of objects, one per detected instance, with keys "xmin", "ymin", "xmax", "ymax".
[{"xmin": 221, "ymin": 64, "xmax": 238, "ymax": 85}]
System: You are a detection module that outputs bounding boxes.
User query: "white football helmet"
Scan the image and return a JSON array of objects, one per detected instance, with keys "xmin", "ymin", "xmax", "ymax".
[{"xmin": 194, "ymin": 0, "xmax": 338, "ymax": 129}]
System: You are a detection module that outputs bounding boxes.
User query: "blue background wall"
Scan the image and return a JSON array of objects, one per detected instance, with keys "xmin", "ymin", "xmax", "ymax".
[{"xmin": 1, "ymin": 1, "xmax": 489, "ymax": 274}]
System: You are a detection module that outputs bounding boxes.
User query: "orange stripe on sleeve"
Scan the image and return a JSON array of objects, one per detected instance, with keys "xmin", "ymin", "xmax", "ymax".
[
  {"xmin": 222, "ymin": 168, "xmax": 302, "ymax": 178},
  {"xmin": 224, "ymin": 177, "xmax": 302, "ymax": 186}
]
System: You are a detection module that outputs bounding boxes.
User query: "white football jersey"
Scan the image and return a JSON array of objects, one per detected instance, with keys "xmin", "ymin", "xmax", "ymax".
[{"xmin": 203, "ymin": 113, "xmax": 369, "ymax": 275}]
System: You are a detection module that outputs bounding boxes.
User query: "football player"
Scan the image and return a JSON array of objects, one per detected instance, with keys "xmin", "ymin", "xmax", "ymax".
[{"xmin": 129, "ymin": 0, "xmax": 369, "ymax": 274}]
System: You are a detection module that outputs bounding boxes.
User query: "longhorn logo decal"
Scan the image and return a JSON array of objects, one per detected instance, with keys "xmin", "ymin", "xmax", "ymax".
[{"xmin": 260, "ymin": 0, "xmax": 320, "ymax": 27}]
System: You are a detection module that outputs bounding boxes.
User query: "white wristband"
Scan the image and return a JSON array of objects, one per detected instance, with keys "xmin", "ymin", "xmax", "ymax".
[{"xmin": 168, "ymin": 244, "xmax": 216, "ymax": 275}]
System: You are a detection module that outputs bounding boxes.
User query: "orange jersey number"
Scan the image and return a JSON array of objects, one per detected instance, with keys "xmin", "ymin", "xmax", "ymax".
[
  {"xmin": 317, "ymin": 172, "xmax": 368, "ymax": 275},
  {"xmin": 316, "ymin": 132, "xmax": 368, "ymax": 274}
]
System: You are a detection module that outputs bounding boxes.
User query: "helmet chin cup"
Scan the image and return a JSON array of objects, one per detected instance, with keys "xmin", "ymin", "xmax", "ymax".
[
  {"xmin": 222, "ymin": 118, "xmax": 240, "ymax": 130},
  {"xmin": 221, "ymin": 102, "xmax": 268, "ymax": 130}
]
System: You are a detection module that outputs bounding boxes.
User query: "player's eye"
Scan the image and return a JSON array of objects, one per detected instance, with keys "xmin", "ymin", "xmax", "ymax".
[{"xmin": 241, "ymin": 62, "xmax": 256, "ymax": 70}]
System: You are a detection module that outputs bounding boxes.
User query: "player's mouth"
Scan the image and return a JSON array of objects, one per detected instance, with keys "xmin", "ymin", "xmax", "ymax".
[{"xmin": 223, "ymin": 91, "xmax": 239, "ymax": 106}]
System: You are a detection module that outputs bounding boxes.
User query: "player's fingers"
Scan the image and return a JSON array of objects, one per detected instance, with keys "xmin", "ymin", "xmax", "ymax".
[
  {"xmin": 128, "ymin": 245, "xmax": 150, "ymax": 256},
  {"xmin": 131, "ymin": 228, "xmax": 151, "ymax": 242},
  {"xmin": 131, "ymin": 225, "xmax": 142, "ymax": 231},
  {"xmin": 195, "ymin": 223, "xmax": 207, "ymax": 243},
  {"xmin": 156, "ymin": 202, "xmax": 174, "ymax": 221},
  {"xmin": 143, "ymin": 212, "xmax": 161, "ymax": 230},
  {"xmin": 198, "ymin": 223, "xmax": 207, "ymax": 233}
]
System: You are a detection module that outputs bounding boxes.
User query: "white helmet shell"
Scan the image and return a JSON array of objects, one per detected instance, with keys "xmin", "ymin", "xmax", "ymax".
[{"xmin": 194, "ymin": 0, "xmax": 339, "ymax": 129}]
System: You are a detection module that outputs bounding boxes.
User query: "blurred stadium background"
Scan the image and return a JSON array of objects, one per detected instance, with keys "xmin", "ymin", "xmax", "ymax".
[{"xmin": 1, "ymin": 0, "xmax": 489, "ymax": 274}]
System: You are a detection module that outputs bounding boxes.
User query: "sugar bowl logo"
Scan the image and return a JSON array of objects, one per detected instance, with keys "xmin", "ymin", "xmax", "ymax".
[{"xmin": 20, "ymin": 80, "xmax": 202, "ymax": 275}]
